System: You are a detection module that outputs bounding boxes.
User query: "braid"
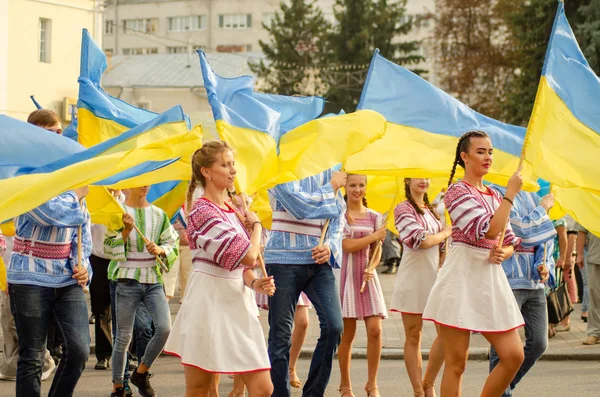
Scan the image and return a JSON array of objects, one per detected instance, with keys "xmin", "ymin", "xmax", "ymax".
[
  {"xmin": 363, "ymin": 196, "xmax": 368, "ymax": 208},
  {"xmin": 404, "ymin": 178, "xmax": 424, "ymax": 215},
  {"xmin": 424, "ymin": 193, "xmax": 440, "ymax": 220},
  {"xmin": 448, "ymin": 130, "xmax": 489, "ymax": 187},
  {"xmin": 186, "ymin": 176, "xmax": 198, "ymax": 217}
]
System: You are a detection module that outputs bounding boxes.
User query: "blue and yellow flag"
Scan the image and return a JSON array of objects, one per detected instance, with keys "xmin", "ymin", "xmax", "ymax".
[
  {"xmin": 346, "ymin": 50, "xmax": 538, "ymax": 191},
  {"xmin": 524, "ymin": 1, "xmax": 600, "ymax": 236},
  {"xmin": 199, "ymin": 50, "xmax": 387, "ymax": 197},
  {"xmin": 0, "ymin": 107, "xmax": 201, "ymax": 224},
  {"xmin": 76, "ymin": 29, "xmax": 192, "ymax": 219}
]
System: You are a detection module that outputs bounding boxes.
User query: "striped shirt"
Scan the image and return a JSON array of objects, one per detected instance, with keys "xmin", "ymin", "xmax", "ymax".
[
  {"xmin": 444, "ymin": 181, "xmax": 520, "ymax": 250},
  {"xmin": 264, "ymin": 168, "xmax": 345, "ymax": 268},
  {"xmin": 8, "ymin": 192, "xmax": 92, "ymax": 288},
  {"xmin": 490, "ymin": 186, "xmax": 556, "ymax": 289},
  {"xmin": 187, "ymin": 198, "xmax": 251, "ymax": 271},
  {"xmin": 105, "ymin": 205, "xmax": 179, "ymax": 284},
  {"xmin": 394, "ymin": 201, "xmax": 443, "ymax": 250}
]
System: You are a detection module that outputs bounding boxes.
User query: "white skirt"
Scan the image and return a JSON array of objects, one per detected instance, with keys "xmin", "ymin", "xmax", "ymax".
[
  {"xmin": 390, "ymin": 245, "xmax": 438, "ymax": 314},
  {"xmin": 422, "ymin": 244, "xmax": 524, "ymax": 332},
  {"xmin": 164, "ymin": 263, "xmax": 270, "ymax": 373}
]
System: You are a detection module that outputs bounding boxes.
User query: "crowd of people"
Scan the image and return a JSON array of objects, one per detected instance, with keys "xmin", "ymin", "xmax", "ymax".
[{"xmin": 0, "ymin": 109, "xmax": 598, "ymax": 397}]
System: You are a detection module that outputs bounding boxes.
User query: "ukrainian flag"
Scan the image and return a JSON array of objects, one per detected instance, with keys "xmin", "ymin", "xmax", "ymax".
[
  {"xmin": 199, "ymin": 50, "xmax": 387, "ymax": 195},
  {"xmin": 346, "ymin": 50, "xmax": 538, "ymax": 191},
  {"xmin": 0, "ymin": 106, "xmax": 201, "ymax": 224},
  {"xmin": 76, "ymin": 28, "xmax": 192, "ymax": 219},
  {"xmin": 524, "ymin": 1, "xmax": 600, "ymax": 236}
]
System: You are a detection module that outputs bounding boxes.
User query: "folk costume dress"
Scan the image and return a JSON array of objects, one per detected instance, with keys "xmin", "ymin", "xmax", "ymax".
[
  {"xmin": 164, "ymin": 198, "xmax": 270, "ymax": 373},
  {"xmin": 422, "ymin": 181, "xmax": 525, "ymax": 332},
  {"xmin": 390, "ymin": 201, "xmax": 443, "ymax": 315},
  {"xmin": 340, "ymin": 209, "xmax": 388, "ymax": 319}
]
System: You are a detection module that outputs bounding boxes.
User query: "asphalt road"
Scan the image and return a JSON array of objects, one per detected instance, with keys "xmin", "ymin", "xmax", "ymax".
[{"xmin": 0, "ymin": 356, "xmax": 597, "ymax": 396}]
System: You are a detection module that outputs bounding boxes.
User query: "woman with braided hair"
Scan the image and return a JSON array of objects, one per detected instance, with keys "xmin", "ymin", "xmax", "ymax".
[
  {"xmin": 390, "ymin": 178, "xmax": 451, "ymax": 396},
  {"xmin": 422, "ymin": 131, "xmax": 525, "ymax": 396},
  {"xmin": 337, "ymin": 174, "xmax": 388, "ymax": 397},
  {"xmin": 164, "ymin": 141, "xmax": 275, "ymax": 397}
]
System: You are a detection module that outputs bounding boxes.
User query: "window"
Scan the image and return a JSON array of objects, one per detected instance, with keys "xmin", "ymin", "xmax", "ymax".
[
  {"xmin": 105, "ymin": 20, "xmax": 114, "ymax": 35},
  {"xmin": 168, "ymin": 15, "xmax": 207, "ymax": 32},
  {"xmin": 262, "ymin": 13, "xmax": 275, "ymax": 28},
  {"xmin": 167, "ymin": 46, "xmax": 187, "ymax": 54},
  {"xmin": 39, "ymin": 18, "xmax": 51, "ymax": 63},
  {"xmin": 216, "ymin": 44, "xmax": 252, "ymax": 53},
  {"xmin": 123, "ymin": 18, "xmax": 158, "ymax": 34},
  {"xmin": 218, "ymin": 14, "xmax": 252, "ymax": 29},
  {"xmin": 122, "ymin": 47, "xmax": 158, "ymax": 55}
]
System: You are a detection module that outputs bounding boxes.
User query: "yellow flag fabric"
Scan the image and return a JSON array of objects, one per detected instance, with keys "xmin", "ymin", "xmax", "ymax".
[
  {"xmin": 87, "ymin": 186, "xmax": 125, "ymax": 230},
  {"xmin": 0, "ymin": 120, "xmax": 201, "ymax": 223},
  {"xmin": 523, "ymin": 3, "xmax": 600, "ymax": 236},
  {"xmin": 0, "ymin": 258, "xmax": 6, "ymax": 292},
  {"xmin": 345, "ymin": 123, "xmax": 539, "ymax": 191}
]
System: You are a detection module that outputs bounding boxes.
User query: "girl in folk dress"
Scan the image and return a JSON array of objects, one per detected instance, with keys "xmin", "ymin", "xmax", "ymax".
[
  {"xmin": 164, "ymin": 141, "xmax": 276, "ymax": 397},
  {"xmin": 390, "ymin": 178, "xmax": 451, "ymax": 397},
  {"xmin": 422, "ymin": 131, "xmax": 525, "ymax": 396},
  {"xmin": 338, "ymin": 174, "xmax": 388, "ymax": 397}
]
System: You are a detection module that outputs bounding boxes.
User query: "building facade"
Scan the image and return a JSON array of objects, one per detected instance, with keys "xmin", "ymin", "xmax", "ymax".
[{"xmin": 0, "ymin": 0, "xmax": 102, "ymax": 122}]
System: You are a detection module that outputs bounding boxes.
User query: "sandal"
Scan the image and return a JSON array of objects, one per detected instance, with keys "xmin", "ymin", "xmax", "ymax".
[
  {"xmin": 339, "ymin": 387, "xmax": 355, "ymax": 397},
  {"xmin": 365, "ymin": 385, "xmax": 380, "ymax": 397},
  {"xmin": 289, "ymin": 367, "xmax": 301, "ymax": 388},
  {"xmin": 228, "ymin": 391, "xmax": 245, "ymax": 397}
]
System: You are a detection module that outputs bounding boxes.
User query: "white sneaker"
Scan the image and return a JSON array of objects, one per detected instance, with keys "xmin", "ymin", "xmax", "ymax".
[
  {"xmin": 0, "ymin": 372, "xmax": 16, "ymax": 381},
  {"xmin": 41, "ymin": 361, "xmax": 56, "ymax": 381}
]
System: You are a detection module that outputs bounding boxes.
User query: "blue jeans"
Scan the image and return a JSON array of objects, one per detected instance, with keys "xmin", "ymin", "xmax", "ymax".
[
  {"xmin": 9, "ymin": 283, "xmax": 90, "ymax": 397},
  {"xmin": 109, "ymin": 280, "xmax": 153, "ymax": 379},
  {"xmin": 490, "ymin": 288, "xmax": 548, "ymax": 397},
  {"xmin": 111, "ymin": 280, "xmax": 171, "ymax": 383},
  {"xmin": 267, "ymin": 264, "xmax": 343, "ymax": 397}
]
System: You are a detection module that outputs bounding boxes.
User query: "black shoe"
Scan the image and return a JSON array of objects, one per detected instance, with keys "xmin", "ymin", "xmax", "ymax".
[
  {"xmin": 123, "ymin": 382, "xmax": 133, "ymax": 397},
  {"xmin": 109, "ymin": 387, "xmax": 126, "ymax": 397},
  {"xmin": 95, "ymin": 358, "xmax": 110, "ymax": 370},
  {"xmin": 89, "ymin": 313, "xmax": 96, "ymax": 324},
  {"xmin": 127, "ymin": 359, "xmax": 137, "ymax": 371},
  {"xmin": 582, "ymin": 315, "xmax": 589, "ymax": 323},
  {"xmin": 130, "ymin": 369, "xmax": 156, "ymax": 397},
  {"xmin": 382, "ymin": 258, "xmax": 399, "ymax": 274}
]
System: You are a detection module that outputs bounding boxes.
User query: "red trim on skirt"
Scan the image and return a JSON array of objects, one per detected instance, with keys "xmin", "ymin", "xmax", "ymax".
[
  {"xmin": 164, "ymin": 350, "xmax": 271, "ymax": 374},
  {"xmin": 421, "ymin": 317, "xmax": 525, "ymax": 334},
  {"xmin": 390, "ymin": 309, "xmax": 424, "ymax": 315}
]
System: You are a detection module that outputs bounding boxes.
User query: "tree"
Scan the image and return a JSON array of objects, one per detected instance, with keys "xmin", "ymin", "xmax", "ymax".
[
  {"xmin": 325, "ymin": 0, "xmax": 424, "ymax": 111},
  {"xmin": 434, "ymin": 0, "xmax": 515, "ymax": 120},
  {"xmin": 249, "ymin": 0, "xmax": 331, "ymax": 96},
  {"xmin": 577, "ymin": 0, "xmax": 600, "ymax": 75},
  {"xmin": 498, "ymin": 0, "xmax": 587, "ymax": 126}
]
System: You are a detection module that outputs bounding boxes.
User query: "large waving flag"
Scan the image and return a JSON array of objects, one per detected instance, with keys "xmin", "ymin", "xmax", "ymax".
[
  {"xmin": 345, "ymin": 50, "xmax": 538, "ymax": 191},
  {"xmin": 199, "ymin": 50, "xmax": 387, "ymax": 198},
  {"xmin": 76, "ymin": 29, "xmax": 191, "ymax": 219},
  {"xmin": 0, "ymin": 107, "xmax": 201, "ymax": 223},
  {"xmin": 524, "ymin": 1, "xmax": 600, "ymax": 236}
]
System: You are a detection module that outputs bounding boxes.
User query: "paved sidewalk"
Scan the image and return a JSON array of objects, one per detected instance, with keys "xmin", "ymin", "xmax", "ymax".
[{"xmin": 1, "ymin": 269, "xmax": 598, "ymax": 361}]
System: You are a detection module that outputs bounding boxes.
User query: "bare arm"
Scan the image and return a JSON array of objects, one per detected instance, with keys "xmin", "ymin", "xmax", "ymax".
[
  {"xmin": 240, "ymin": 224, "xmax": 263, "ymax": 268},
  {"xmin": 343, "ymin": 227, "xmax": 386, "ymax": 253},
  {"xmin": 421, "ymin": 226, "xmax": 452, "ymax": 249}
]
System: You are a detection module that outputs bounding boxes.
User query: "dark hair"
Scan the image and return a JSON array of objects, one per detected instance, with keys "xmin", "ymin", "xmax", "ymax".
[
  {"xmin": 404, "ymin": 178, "xmax": 440, "ymax": 220},
  {"xmin": 448, "ymin": 131, "xmax": 489, "ymax": 187},
  {"xmin": 27, "ymin": 109, "xmax": 61, "ymax": 128},
  {"xmin": 343, "ymin": 173, "xmax": 368, "ymax": 224},
  {"xmin": 186, "ymin": 140, "xmax": 233, "ymax": 213}
]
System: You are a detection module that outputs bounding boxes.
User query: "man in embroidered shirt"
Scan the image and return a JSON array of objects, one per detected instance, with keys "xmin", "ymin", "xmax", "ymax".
[
  {"xmin": 265, "ymin": 168, "xmax": 346, "ymax": 397},
  {"xmin": 488, "ymin": 186, "xmax": 556, "ymax": 397},
  {"xmin": 8, "ymin": 186, "xmax": 92, "ymax": 397}
]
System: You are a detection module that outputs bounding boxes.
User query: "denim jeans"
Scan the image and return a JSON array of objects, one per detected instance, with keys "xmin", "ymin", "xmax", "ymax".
[
  {"xmin": 111, "ymin": 279, "xmax": 171, "ymax": 383},
  {"xmin": 109, "ymin": 280, "xmax": 153, "ymax": 380},
  {"xmin": 581, "ymin": 254, "xmax": 590, "ymax": 313},
  {"xmin": 490, "ymin": 288, "xmax": 548, "ymax": 397},
  {"xmin": 9, "ymin": 283, "xmax": 90, "ymax": 397},
  {"xmin": 267, "ymin": 264, "xmax": 343, "ymax": 397}
]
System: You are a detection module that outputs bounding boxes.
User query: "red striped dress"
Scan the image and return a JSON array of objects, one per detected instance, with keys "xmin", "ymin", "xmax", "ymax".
[
  {"xmin": 422, "ymin": 182, "xmax": 524, "ymax": 332},
  {"xmin": 340, "ymin": 209, "xmax": 388, "ymax": 320}
]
